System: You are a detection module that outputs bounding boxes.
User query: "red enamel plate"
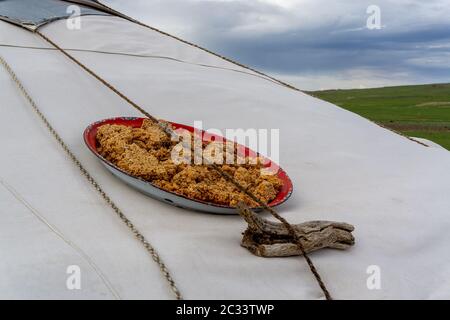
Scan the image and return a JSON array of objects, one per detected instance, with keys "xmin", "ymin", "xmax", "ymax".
[{"xmin": 84, "ymin": 117, "xmax": 293, "ymax": 214}]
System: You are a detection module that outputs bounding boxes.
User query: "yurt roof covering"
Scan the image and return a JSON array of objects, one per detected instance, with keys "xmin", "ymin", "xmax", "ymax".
[{"xmin": 1, "ymin": 1, "xmax": 450, "ymax": 300}]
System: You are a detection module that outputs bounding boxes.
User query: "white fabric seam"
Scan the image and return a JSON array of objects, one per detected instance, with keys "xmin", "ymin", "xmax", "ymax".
[{"xmin": 0, "ymin": 177, "xmax": 122, "ymax": 300}]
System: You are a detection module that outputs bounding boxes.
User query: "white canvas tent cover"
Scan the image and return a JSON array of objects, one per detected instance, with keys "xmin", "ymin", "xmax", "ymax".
[{"xmin": 1, "ymin": 0, "xmax": 450, "ymax": 299}]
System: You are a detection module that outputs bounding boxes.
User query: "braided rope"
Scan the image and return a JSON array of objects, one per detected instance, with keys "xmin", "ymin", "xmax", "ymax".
[
  {"xmin": 35, "ymin": 30, "xmax": 333, "ymax": 300},
  {"xmin": 0, "ymin": 54, "xmax": 183, "ymax": 300},
  {"xmin": 212, "ymin": 164, "xmax": 332, "ymax": 299}
]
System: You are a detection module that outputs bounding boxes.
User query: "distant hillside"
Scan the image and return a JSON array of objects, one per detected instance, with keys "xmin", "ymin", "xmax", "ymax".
[{"xmin": 308, "ymin": 83, "xmax": 450, "ymax": 150}]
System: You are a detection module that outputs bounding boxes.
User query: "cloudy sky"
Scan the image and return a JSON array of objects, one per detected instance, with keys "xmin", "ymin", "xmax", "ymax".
[{"xmin": 104, "ymin": 0, "xmax": 450, "ymax": 90}]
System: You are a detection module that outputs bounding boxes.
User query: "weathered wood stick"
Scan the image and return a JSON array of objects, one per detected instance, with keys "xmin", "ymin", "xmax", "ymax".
[{"xmin": 237, "ymin": 202, "xmax": 355, "ymax": 257}]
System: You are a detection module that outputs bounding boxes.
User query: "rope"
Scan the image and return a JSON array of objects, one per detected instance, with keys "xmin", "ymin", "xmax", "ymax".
[
  {"xmin": 0, "ymin": 54, "xmax": 183, "ymax": 300},
  {"xmin": 213, "ymin": 164, "xmax": 332, "ymax": 299},
  {"xmin": 35, "ymin": 30, "xmax": 333, "ymax": 300}
]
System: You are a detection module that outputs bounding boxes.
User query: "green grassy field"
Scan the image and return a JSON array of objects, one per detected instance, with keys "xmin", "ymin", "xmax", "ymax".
[{"xmin": 308, "ymin": 83, "xmax": 450, "ymax": 150}]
